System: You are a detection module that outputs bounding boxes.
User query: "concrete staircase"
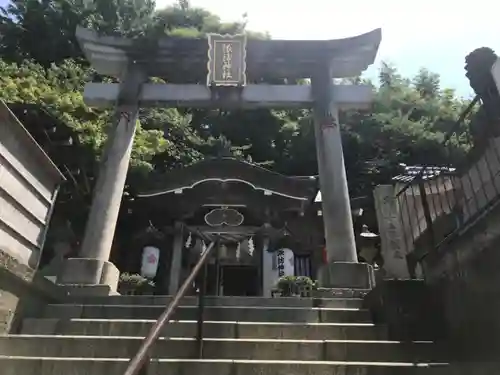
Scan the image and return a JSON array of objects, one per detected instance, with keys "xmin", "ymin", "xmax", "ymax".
[{"xmin": 0, "ymin": 295, "xmax": 448, "ymax": 374}]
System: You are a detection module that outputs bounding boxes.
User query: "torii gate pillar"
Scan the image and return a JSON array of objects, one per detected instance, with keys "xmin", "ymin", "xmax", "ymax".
[
  {"xmin": 57, "ymin": 65, "xmax": 146, "ymax": 291},
  {"xmin": 312, "ymin": 63, "xmax": 375, "ymax": 290}
]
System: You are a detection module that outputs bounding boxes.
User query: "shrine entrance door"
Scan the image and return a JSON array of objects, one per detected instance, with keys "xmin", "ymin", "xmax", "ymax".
[{"xmin": 220, "ymin": 265, "xmax": 259, "ymax": 296}]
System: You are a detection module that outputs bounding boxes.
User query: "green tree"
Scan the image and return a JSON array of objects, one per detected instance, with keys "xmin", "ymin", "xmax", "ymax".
[
  {"xmin": 0, "ymin": 58, "xmax": 172, "ymax": 233},
  {"xmin": 0, "ymin": 58, "xmax": 171, "ymax": 171},
  {"xmin": 156, "ymin": 0, "xmax": 268, "ymax": 38},
  {"xmin": 0, "ymin": 0, "xmax": 157, "ymax": 65},
  {"xmin": 276, "ymin": 62, "xmax": 471, "ymax": 199},
  {"xmin": 413, "ymin": 68, "xmax": 441, "ymax": 98}
]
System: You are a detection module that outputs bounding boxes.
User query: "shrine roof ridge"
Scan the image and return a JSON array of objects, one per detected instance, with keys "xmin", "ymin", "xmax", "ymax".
[
  {"xmin": 76, "ymin": 26, "xmax": 382, "ymax": 80},
  {"xmin": 136, "ymin": 157, "xmax": 318, "ymax": 201}
]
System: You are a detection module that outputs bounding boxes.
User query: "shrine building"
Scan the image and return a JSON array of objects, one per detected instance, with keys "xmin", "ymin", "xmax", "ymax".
[{"xmin": 119, "ymin": 157, "xmax": 365, "ymax": 297}]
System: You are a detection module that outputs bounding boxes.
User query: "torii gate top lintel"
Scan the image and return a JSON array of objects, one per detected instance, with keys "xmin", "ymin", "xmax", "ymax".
[{"xmin": 75, "ymin": 26, "xmax": 381, "ymax": 80}]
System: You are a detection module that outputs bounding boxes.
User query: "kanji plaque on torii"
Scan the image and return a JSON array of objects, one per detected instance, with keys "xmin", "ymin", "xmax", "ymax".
[{"xmin": 207, "ymin": 33, "xmax": 247, "ymax": 86}]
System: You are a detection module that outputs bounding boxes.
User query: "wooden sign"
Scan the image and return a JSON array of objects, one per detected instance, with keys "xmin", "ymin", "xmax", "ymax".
[{"xmin": 207, "ymin": 33, "xmax": 247, "ymax": 87}]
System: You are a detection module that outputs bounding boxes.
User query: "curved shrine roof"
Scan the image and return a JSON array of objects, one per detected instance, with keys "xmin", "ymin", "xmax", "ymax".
[
  {"xmin": 136, "ymin": 158, "xmax": 318, "ymax": 201},
  {"xmin": 76, "ymin": 27, "xmax": 381, "ymax": 81}
]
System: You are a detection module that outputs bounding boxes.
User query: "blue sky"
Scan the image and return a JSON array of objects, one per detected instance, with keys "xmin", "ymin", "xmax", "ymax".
[{"xmin": 2, "ymin": 0, "xmax": 498, "ymax": 97}]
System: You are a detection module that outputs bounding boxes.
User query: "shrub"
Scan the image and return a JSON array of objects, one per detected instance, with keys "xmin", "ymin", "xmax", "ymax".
[
  {"xmin": 276, "ymin": 276, "xmax": 315, "ymax": 297},
  {"xmin": 118, "ymin": 273, "xmax": 155, "ymax": 295}
]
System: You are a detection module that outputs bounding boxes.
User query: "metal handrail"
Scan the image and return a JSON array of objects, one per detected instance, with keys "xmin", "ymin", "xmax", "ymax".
[{"xmin": 123, "ymin": 241, "xmax": 216, "ymax": 375}]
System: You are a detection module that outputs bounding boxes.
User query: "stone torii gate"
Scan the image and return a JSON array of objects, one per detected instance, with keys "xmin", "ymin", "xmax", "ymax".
[{"xmin": 57, "ymin": 26, "xmax": 382, "ymax": 292}]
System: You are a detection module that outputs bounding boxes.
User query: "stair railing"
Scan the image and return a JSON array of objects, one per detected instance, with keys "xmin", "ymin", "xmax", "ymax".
[{"xmin": 123, "ymin": 240, "xmax": 216, "ymax": 375}]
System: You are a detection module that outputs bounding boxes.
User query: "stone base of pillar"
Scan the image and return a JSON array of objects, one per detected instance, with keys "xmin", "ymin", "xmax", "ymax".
[
  {"xmin": 56, "ymin": 258, "xmax": 120, "ymax": 292},
  {"xmin": 317, "ymin": 262, "xmax": 375, "ymax": 290}
]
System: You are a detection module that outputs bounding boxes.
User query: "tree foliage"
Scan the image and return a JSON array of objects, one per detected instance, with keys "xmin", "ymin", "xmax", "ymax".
[
  {"xmin": 0, "ymin": 58, "xmax": 170, "ymax": 172},
  {"xmin": 0, "ymin": 0, "xmax": 474, "ymax": 238}
]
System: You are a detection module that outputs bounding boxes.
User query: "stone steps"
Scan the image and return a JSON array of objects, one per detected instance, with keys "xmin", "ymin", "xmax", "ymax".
[
  {"xmin": 68, "ymin": 295, "xmax": 364, "ymax": 308},
  {"xmin": 0, "ymin": 335, "xmax": 440, "ymax": 362},
  {"xmin": 0, "ymin": 296, "xmax": 450, "ymax": 374},
  {"xmin": 44, "ymin": 304, "xmax": 372, "ymax": 322},
  {"xmin": 22, "ymin": 319, "xmax": 387, "ymax": 340},
  {"xmin": 0, "ymin": 357, "xmax": 450, "ymax": 375}
]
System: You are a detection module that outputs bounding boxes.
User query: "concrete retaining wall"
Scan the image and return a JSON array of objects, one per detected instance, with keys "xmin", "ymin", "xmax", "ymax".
[
  {"xmin": 0, "ymin": 248, "xmax": 63, "ymax": 333},
  {"xmin": 0, "ymin": 101, "xmax": 65, "ymax": 332},
  {"xmin": 0, "ymin": 101, "xmax": 64, "ymax": 269},
  {"xmin": 422, "ymin": 200, "xmax": 500, "ymax": 362}
]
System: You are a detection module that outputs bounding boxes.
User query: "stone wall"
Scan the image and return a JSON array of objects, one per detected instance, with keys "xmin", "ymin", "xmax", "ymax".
[
  {"xmin": 421, "ymin": 199, "xmax": 500, "ymax": 362},
  {"xmin": 407, "ymin": 135, "xmax": 500, "ymax": 370},
  {"xmin": 0, "ymin": 248, "xmax": 63, "ymax": 334},
  {"xmin": 365, "ymin": 207, "xmax": 500, "ymax": 371},
  {"xmin": 417, "ymin": 199, "xmax": 500, "ymax": 375},
  {"xmin": 0, "ymin": 100, "xmax": 64, "ymax": 269},
  {"xmin": 417, "ymin": 134, "xmax": 500, "ymax": 363},
  {"xmin": 0, "ymin": 101, "xmax": 66, "ymax": 333},
  {"xmin": 371, "ymin": 132, "xmax": 500, "ymax": 370}
]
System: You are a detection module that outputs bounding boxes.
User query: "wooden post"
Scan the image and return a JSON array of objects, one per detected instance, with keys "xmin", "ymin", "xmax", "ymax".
[
  {"xmin": 168, "ymin": 222, "xmax": 184, "ymax": 295},
  {"xmin": 259, "ymin": 235, "xmax": 269, "ymax": 296},
  {"xmin": 214, "ymin": 241, "xmax": 221, "ymax": 296},
  {"xmin": 418, "ymin": 182, "xmax": 435, "ymax": 249}
]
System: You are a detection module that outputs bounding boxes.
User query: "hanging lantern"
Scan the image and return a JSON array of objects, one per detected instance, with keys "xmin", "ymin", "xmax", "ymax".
[
  {"xmin": 220, "ymin": 243, "xmax": 227, "ymax": 258},
  {"xmin": 185, "ymin": 232, "xmax": 192, "ymax": 248},
  {"xmin": 248, "ymin": 236, "xmax": 254, "ymax": 257},
  {"xmin": 235, "ymin": 241, "xmax": 241, "ymax": 260},
  {"xmin": 140, "ymin": 246, "xmax": 160, "ymax": 279}
]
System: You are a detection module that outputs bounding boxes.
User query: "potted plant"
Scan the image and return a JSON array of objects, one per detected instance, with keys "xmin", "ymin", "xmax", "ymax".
[
  {"xmin": 276, "ymin": 276, "xmax": 316, "ymax": 297},
  {"xmin": 118, "ymin": 273, "xmax": 155, "ymax": 295}
]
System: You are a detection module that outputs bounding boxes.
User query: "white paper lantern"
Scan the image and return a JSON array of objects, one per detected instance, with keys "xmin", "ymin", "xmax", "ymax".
[
  {"xmin": 219, "ymin": 244, "xmax": 227, "ymax": 258},
  {"xmin": 235, "ymin": 242, "xmax": 241, "ymax": 259},
  {"xmin": 141, "ymin": 246, "xmax": 160, "ymax": 279}
]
